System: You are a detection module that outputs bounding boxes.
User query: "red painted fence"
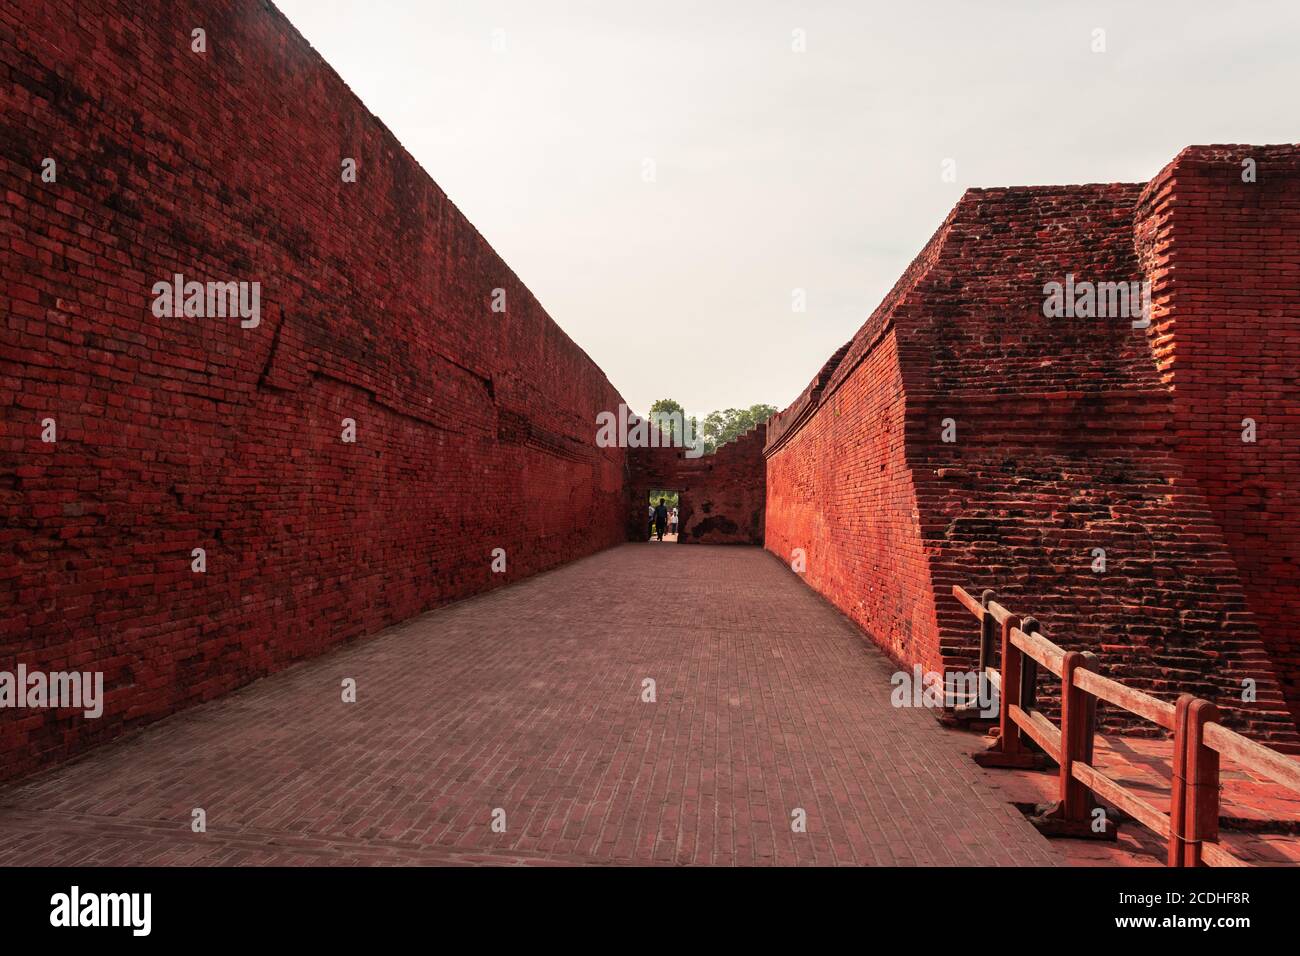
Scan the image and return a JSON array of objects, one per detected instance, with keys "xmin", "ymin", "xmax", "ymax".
[{"xmin": 954, "ymin": 585, "xmax": 1300, "ymax": 866}]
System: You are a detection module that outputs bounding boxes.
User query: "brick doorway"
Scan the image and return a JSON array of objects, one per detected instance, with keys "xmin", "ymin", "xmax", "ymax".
[{"xmin": 646, "ymin": 489, "xmax": 681, "ymax": 543}]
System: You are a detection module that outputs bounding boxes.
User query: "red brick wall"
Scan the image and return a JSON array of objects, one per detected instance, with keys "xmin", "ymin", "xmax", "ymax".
[
  {"xmin": 678, "ymin": 425, "xmax": 767, "ymax": 544},
  {"xmin": 1135, "ymin": 145, "xmax": 1300, "ymax": 727},
  {"xmin": 766, "ymin": 179, "xmax": 1299, "ymax": 746},
  {"xmin": 629, "ymin": 425, "xmax": 767, "ymax": 545},
  {"xmin": 766, "ymin": 329, "xmax": 940, "ymax": 670},
  {"xmin": 0, "ymin": 0, "xmax": 629, "ymax": 780}
]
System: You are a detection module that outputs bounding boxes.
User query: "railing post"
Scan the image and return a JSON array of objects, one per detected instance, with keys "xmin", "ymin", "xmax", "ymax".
[
  {"xmin": 1080, "ymin": 649, "xmax": 1100, "ymax": 789},
  {"xmin": 954, "ymin": 589, "xmax": 999, "ymax": 719},
  {"xmin": 1001, "ymin": 613, "xmax": 1023, "ymax": 754},
  {"xmin": 1182, "ymin": 698, "xmax": 1221, "ymax": 867},
  {"xmin": 1060, "ymin": 651, "xmax": 1089, "ymax": 821},
  {"xmin": 1031, "ymin": 649, "xmax": 1113, "ymax": 838},
  {"xmin": 977, "ymin": 589, "xmax": 996, "ymax": 676},
  {"xmin": 955, "ymin": 590, "xmax": 998, "ymax": 718},
  {"xmin": 973, "ymin": 609, "xmax": 1043, "ymax": 769},
  {"xmin": 1018, "ymin": 616, "xmax": 1040, "ymax": 741},
  {"xmin": 1168, "ymin": 694, "xmax": 1194, "ymax": 867}
]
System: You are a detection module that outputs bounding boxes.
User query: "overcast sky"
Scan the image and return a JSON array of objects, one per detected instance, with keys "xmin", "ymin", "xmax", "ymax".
[{"xmin": 274, "ymin": 0, "xmax": 1300, "ymax": 419}]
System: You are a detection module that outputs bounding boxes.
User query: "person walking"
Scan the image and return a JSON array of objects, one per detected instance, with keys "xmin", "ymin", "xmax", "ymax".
[{"xmin": 653, "ymin": 498, "xmax": 668, "ymax": 541}]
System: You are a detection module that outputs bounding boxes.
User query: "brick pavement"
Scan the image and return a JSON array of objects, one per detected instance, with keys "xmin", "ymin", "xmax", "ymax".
[{"xmin": 0, "ymin": 544, "xmax": 1058, "ymax": 866}]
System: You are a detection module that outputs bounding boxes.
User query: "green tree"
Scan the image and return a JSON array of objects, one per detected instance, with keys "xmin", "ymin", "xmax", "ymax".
[
  {"xmin": 647, "ymin": 398, "xmax": 691, "ymax": 445},
  {"xmin": 647, "ymin": 489, "xmax": 679, "ymax": 509},
  {"xmin": 647, "ymin": 397, "xmax": 702, "ymax": 451},
  {"xmin": 643, "ymin": 399, "xmax": 775, "ymax": 455},
  {"xmin": 700, "ymin": 404, "xmax": 777, "ymax": 454}
]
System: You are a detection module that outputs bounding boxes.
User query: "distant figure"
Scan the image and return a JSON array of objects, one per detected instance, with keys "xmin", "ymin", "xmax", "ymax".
[
  {"xmin": 653, "ymin": 499, "xmax": 668, "ymax": 541},
  {"xmin": 669, "ymin": 507, "xmax": 678, "ymax": 534},
  {"xmin": 648, "ymin": 503, "xmax": 655, "ymax": 539}
]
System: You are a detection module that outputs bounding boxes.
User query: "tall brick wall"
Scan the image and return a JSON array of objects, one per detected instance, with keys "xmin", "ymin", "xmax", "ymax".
[
  {"xmin": 628, "ymin": 425, "xmax": 767, "ymax": 545},
  {"xmin": 766, "ymin": 172, "xmax": 1300, "ymax": 746},
  {"xmin": 0, "ymin": 0, "xmax": 629, "ymax": 780},
  {"xmin": 1135, "ymin": 145, "xmax": 1300, "ymax": 727},
  {"xmin": 765, "ymin": 322, "xmax": 938, "ymax": 670}
]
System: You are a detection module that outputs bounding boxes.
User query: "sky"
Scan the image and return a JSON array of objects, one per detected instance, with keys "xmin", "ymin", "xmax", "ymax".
[{"xmin": 274, "ymin": 0, "xmax": 1300, "ymax": 419}]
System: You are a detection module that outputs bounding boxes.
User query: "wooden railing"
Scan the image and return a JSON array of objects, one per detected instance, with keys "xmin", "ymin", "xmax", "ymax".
[{"xmin": 953, "ymin": 584, "xmax": 1300, "ymax": 866}]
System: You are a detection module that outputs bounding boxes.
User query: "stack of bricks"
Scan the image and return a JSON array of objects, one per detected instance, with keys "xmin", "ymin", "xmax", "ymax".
[
  {"xmin": 0, "ymin": 0, "xmax": 630, "ymax": 780},
  {"xmin": 766, "ymin": 164, "xmax": 1300, "ymax": 748}
]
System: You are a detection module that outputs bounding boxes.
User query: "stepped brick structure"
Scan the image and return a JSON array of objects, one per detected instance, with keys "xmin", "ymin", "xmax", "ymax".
[
  {"xmin": 766, "ymin": 158, "xmax": 1300, "ymax": 748},
  {"xmin": 1135, "ymin": 146, "xmax": 1300, "ymax": 728},
  {"xmin": 2, "ymin": 0, "xmax": 1297, "ymax": 781}
]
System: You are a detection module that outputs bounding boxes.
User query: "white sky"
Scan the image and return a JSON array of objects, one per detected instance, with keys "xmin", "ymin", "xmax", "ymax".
[{"xmin": 274, "ymin": 0, "xmax": 1300, "ymax": 419}]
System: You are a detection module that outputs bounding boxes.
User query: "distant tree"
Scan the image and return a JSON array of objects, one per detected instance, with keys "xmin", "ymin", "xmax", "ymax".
[
  {"xmin": 643, "ymin": 399, "xmax": 774, "ymax": 454},
  {"xmin": 648, "ymin": 488, "xmax": 679, "ymax": 509},
  {"xmin": 647, "ymin": 398, "xmax": 697, "ymax": 447},
  {"xmin": 700, "ymin": 404, "xmax": 777, "ymax": 454}
]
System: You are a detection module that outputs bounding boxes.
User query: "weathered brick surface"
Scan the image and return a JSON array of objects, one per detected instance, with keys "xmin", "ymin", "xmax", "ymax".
[
  {"xmin": 628, "ymin": 425, "xmax": 767, "ymax": 545},
  {"xmin": 0, "ymin": 0, "xmax": 629, "ymax": 780},
  {"xmin": 766, "ymin": 172, "xmax": 1300, "ymax": 747},
  {"xmin": 1135, "ymin": 145, "xmax": 1300, "ymax": 727},
  {"xmin": 765, "ymin": 329, "xmax": 935, "ymax": 669},
  {"xmin": 0, "ymin": 545, "xmax": 1060, "ymax": 866},
  {"xmin": 5, "ymin": 0, "xmax": 1299, "ymax": 793}
]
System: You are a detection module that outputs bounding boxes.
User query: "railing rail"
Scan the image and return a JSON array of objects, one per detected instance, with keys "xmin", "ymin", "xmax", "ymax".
[{"xmin": 954, "ymin": 584, "xmax": 1300, "ymax": 867}]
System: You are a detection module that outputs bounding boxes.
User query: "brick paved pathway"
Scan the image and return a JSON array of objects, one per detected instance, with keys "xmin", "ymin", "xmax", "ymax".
[{"xmin": 0, "ymin": 545, "xmax": 1057, "ymax": 866}]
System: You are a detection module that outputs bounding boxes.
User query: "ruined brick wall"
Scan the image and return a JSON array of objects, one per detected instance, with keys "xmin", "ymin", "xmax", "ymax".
[
  {"xmin": 0, "ymin": 0, "xmax": 628, "ymax": 780},
  {"xmin": 766, "ymin": 176, "xmax": 1299, "ymax": 746},
  {"xmin": 1135, "ymin": 145, "xmax": 1300, "ymax": 727},
  {"xmin": 628, "ymin": 425, "xmax": 767, "ymax": 545}
]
